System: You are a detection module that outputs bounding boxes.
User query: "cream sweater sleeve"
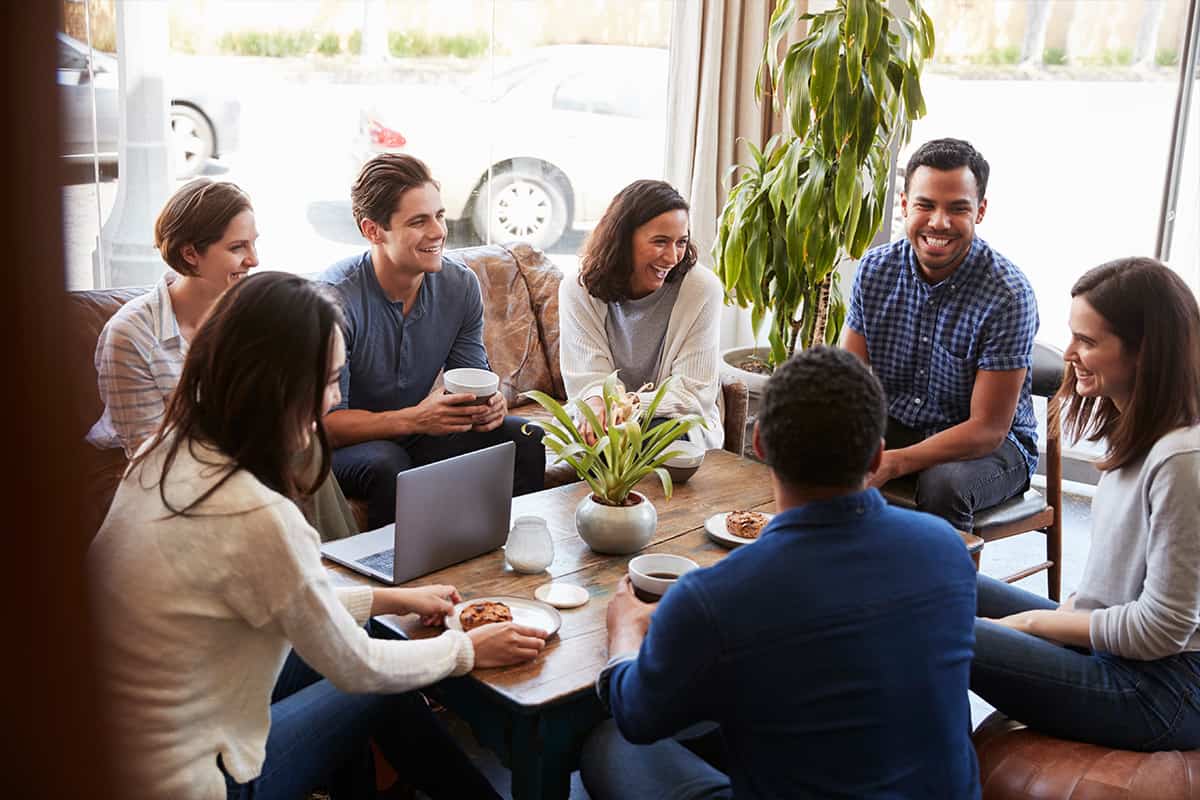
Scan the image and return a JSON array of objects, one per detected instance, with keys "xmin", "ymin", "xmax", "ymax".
[
  {"xmin": 222, "ymin": 502, "xmax": 474, "ymax": 693},
  {"xmin": 559, "ymin": 274, "xmax": 617, "ymax": 401}
]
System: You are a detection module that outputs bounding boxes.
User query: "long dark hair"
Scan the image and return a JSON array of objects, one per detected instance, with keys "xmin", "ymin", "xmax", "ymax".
[
  {"xmin": 1057, "ymin": 257, "xmax": 1200, "ymax": 471},
  {"xmin": 578, "ymin": 179, "xmax": 697, "ymax": 302},
  {"xmin": 130, "ymin": 272, "xmax": 345, "ymax": 515}
]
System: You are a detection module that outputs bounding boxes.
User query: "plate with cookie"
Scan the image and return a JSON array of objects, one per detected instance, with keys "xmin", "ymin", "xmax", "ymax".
[
  {"xmin": 445, "ymin": 596, "xmax": 562, "ymax": 637},
  {"xmin": 704, "ymin": 510, "xmax": 774, "ymax": 548}
]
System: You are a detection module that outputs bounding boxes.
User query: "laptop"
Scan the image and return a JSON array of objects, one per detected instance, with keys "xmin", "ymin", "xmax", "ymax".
[{"xmin": 320, "ymin": 441, "xmax": 515, "ymax": 584}]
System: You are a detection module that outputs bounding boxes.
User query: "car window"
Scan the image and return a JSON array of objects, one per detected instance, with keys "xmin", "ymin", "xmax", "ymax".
[
  {"xmin": 463, "ymin": 56, "xmax": 549, "ymax": 103},
  {"xmin": 58, "ymin": 40, "xmax": 88, "ymax": 71},
  {"xmin": 552, "ymin": 66, "xmax": 665, "ymax": 119}
]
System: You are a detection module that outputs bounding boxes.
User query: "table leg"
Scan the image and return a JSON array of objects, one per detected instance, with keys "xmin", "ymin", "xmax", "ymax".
[{"xmin": 428, "ymin": 678, "xmax": 607, "ymax": 800}]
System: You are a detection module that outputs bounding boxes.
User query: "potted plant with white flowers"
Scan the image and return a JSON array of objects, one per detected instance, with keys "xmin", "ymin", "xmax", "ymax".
[{"xmin": 523, "ymin": 373, "xmax": 703, "ymax": 554}]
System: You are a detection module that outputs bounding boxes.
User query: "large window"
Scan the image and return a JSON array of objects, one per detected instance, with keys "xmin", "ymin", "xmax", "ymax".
[
  {"xmin": 899, "ymin": 0, "xmax": 1198, "ymax": 349},
  {"xmin": 60, "ymin": 0, "xmax": 674, "ymax": 290}
]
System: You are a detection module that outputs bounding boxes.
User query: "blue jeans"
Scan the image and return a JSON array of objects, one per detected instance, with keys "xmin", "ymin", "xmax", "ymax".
[
  {"xmin": 223, "ymin": 650, "xmax": 500, "ymax": 799},
  {"xmin": 972, "ymin": 574, "xmax": 1200, "ymax": 751},
  {"xmin": 886, "ymin": 418, "xmax": 1030, "ymax": 530},
  {"xmin": 581, "ymin": 719, "xmax": 732, "ymax": 800},
  {"xmin": 333, "ymin": 416, "xmax": 545, "ymax": 530}
]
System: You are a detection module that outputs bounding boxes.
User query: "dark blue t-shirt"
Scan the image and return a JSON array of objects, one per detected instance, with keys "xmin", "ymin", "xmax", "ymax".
[
  {"xmin": 319, "ymin": 251, "xmax": 489, "ymax": 418},
  {"xmin": 601, "ymin": 489, "xmax": 980, "ymax": 799}
]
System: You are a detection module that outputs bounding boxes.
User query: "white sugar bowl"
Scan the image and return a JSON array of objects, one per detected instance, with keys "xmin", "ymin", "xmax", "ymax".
[{"xmin": 505, "ymin": 515, "xmax": 554, "ymax": 574}]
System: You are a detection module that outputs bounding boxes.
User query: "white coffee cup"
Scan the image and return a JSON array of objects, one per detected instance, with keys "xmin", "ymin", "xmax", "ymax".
[
  {"xmin": 628, "ymin": 553, "xmax": 699, "ymax": 602},
  {"xmin": 443, "ymin": 368, "xmax": 500, "ymax": 399}
]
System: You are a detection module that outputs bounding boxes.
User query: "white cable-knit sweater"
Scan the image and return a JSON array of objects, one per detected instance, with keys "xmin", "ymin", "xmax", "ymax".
[
  {"xmin": 88, "ymin": 437, "xmax": 474, "ymax": 799},
  {"xmin": 559, "ymin": 266, "xmax": 725, "ymax": 450}
]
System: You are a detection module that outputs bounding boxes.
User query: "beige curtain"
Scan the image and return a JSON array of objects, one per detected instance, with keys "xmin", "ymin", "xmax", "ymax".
[{"xmin": 666, "ymin": 0, "xmax": 804, "ymax": 348}]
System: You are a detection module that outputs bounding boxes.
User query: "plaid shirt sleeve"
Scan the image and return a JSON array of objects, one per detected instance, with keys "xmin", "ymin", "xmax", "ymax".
[{"xmin": 977, "ymin": 280, "xmax": 1039, "ymax": 372}]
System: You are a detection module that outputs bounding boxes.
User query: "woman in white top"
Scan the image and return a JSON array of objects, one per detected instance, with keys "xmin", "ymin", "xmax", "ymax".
[
  {"xmin": 971, "ymin": 257, "xmax": 1200, "ymax": 751},
  {"xmin": 559, "ymin": 180, "xmax": 724, "ymax": 450},
  {"xmin": 88, "ymin": 272, "xmax": 548, "ymax": 799},
  {"xmin": 88, "ymin": 179, "xmax": 355, "ymax": 541}
]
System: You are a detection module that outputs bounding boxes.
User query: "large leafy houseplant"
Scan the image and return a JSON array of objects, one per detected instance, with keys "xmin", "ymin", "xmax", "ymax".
[
  {"xmin": 523, "ymin": 373, "xmax": 702, "ymax": 506},
  {"xmin": 715, "ymin": 0, "xmax": 935, "ymax": 369}
]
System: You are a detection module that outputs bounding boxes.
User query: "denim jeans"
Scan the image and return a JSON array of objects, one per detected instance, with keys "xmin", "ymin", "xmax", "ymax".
[
  {"xmin": 972, "ymin": 574, "xmax": 1200, "ymax": 751},
  {"xmin": 886, "ymin": 418, "xmax": 1030, "ymax": 530},
  {"xmin": 333, "ymin": 415, "xmax": 545, "ymax": 530},
  {"xmin": 223, "ymin": 650, "xmax": 500, "ymax": 799},
  {"xmin": 580, "ymin": 719, "xmax": 732, "ymax": 800}
]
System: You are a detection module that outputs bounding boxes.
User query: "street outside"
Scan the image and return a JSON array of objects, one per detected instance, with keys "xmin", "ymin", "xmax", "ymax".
[{"xmin": 62, "ymin": 55, "xmax": 1198, "ymax": 351}]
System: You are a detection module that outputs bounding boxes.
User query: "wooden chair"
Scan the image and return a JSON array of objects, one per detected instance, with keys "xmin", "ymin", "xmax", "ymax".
[{"xmin": 884, "ymin": 341, "xmax": 1066, "ymax": 600}]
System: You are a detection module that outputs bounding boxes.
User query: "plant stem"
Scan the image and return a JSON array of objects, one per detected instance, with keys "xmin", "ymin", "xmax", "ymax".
[{"xmin": 809, "ymin": 273, "xmax": 833, "ymax": 348}]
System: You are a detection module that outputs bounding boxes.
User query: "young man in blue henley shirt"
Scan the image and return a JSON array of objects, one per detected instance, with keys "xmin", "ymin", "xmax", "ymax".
[
  {"xmin": 844, "ymin": 138, "xmax": 1039, "ymax": 532},
  {"xmin": 582, "ymin": 347, "xmax": 980, "ymax": 800},
  {"xmin": 320, "ymin": 154, "xmax": 544, "ymax": 529}
]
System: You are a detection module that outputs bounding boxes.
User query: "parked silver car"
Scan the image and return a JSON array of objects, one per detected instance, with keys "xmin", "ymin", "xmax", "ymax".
[
  {"xmin": 352, "ymin": 45, "xmax": 668, "ymax": 250},
  {"xmin": 57, "ymin": 32, "xmax": 240, "ymax": 179}
]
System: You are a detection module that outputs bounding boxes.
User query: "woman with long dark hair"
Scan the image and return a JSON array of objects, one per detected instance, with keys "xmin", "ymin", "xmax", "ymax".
[
  {"xmin": 560, "ymin": 179, "xmax": 725, "ymax": 448},
  {"xmin": 89, "ymin": 272, "xmax": 546, "ymax": 799},
  {"xmin": 971, "ymin": 257, "xmax": 1200, "ymax": 750}
]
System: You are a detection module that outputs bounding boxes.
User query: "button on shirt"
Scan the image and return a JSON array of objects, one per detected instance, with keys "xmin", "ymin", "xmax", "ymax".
[
  {"xmin": 320, "ymin": 252, "xmax": 490, "ymax": 436},
  {"xmin": 846, "ymin": 236, "xmax": 1039, "ymax": 477}
]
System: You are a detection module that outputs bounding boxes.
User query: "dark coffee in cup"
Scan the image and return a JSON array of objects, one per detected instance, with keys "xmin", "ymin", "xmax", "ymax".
[{"xmin": 633, "ymin": 571, "xmax": 681, "ymax": 602}]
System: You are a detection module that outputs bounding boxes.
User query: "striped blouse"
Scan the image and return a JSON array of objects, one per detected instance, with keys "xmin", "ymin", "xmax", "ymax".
[{"xmin": 87, "ymin": 275, "xmax": 187, "ymax": 457}]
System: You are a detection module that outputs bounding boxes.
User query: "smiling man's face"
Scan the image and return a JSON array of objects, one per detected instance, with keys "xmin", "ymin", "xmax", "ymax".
[
  {"xmin": 376, "ymin": 181, "xmax": 447, "ymax": 275},
  {"xmin": 901, "ymin": 165, "xmax": 986, "ymax": 283}
]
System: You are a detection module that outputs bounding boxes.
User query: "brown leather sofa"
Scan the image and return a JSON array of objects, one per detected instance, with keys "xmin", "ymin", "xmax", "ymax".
[{"xmin": 67, "ymin": 242, "xmax": 749, "ymax": 535}]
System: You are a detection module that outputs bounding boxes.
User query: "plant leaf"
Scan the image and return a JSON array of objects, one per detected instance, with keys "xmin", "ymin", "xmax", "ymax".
[
  {"xmin": 521, "ymin": 390, "xmax": 584, "ymax": 445},
  {"xmin": 652, "ymin": 467, "xmax": 675, "ymax": 501},
  {"xmin": 811, "ymin": 13, "xmax": 843, "ymax": 117}
]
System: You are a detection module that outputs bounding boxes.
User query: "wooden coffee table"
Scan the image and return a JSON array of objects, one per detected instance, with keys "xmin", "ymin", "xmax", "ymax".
[{"xmin": 326, "ymin": 450, "xmax": 983, "ymax": 800}]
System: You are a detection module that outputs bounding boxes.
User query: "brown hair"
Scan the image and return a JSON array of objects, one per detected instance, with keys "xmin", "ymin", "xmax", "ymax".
[
  {"xmin": 578, "ymin": 179, "xmax": 697, "ymax": 302},
  {"xmin": 351, "ymin": 153, "xmax": 437, "ymax": 230},
  {"xmin": 130, "ymin": 272, "xmax": 345, "ymax": 516},
  {"xmin": 1057, "ymin": 257, "xmax": 1200, "ymax": 471},
  {"xmin": 154, "ymin": 179, "xmax": 252, "ymax": 276}
]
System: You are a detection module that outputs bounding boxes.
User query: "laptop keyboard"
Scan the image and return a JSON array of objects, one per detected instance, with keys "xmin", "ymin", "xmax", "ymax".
[{"xmin": 357, "ymin": 548, "xmax": 395, "ymax": 576}]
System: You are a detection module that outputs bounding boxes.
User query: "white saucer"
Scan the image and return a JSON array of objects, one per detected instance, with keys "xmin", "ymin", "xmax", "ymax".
[{"xmin": 534, "ymin": 582, "xmax": 590, "ymax": 609}]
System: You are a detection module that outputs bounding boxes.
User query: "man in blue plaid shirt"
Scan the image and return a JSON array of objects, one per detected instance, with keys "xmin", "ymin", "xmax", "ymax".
[{"xmin": 844, "ymin": 138, "xmax": 1039, "ymax": 531}]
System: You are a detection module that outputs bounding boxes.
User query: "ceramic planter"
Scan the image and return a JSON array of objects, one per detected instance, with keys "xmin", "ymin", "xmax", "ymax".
[{"xmin": 574, "ymin": 491, "xmax": 657, "ymax": 554}]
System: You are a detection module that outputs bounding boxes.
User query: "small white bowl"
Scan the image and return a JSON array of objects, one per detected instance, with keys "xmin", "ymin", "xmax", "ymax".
[
  {"xmin": 628, "ymin": 553, "xmax": 699, "ymax": 601},
  {"xmin": 663, "ymin": 440, "xmax": 705, "ymax": 483},
  {"xmin": 444, "ymin": 367, "xmax": 500, "ymax": 398}
]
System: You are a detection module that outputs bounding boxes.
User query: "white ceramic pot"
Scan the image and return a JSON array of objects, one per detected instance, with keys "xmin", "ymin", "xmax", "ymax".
[
  {"xmin": 721, "ymin": 346, "xmax": 773, "ymax": 417},
  {"xmin": 574, "ymin": 491, "xmax": 657, "ymax": 554}
]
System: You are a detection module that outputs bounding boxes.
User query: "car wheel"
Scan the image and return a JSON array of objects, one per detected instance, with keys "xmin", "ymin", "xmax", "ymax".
[
  {"xmin": 170, "ymin": 104, "xmax": 215, "ymax": 180},
  {"xmin": 472, "ymin": 168, "xmax": 569, "ymax": 251}
]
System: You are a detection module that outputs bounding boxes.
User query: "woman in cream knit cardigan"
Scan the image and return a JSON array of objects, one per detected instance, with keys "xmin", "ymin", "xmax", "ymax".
[
  {"xmin": 89, "ymin": 273, "xmax": 547, "ymax": 799},
  {"xmin": 559, "ymin": 180, "xmax": 724, "ymax": 450}
]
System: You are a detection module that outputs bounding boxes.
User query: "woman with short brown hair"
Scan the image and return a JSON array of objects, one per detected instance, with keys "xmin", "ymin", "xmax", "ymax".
[
  {"xmin": 560, "ymin": 179, "xmax": 724, "ymax": 448},
  {"xmin": 88, "ymin": 178, "xmax": 357, "ymax": 541}
]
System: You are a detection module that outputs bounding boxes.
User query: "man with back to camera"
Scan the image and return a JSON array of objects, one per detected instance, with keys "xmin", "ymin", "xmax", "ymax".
[
  {"xmin": 320, "ymin": 154, "xmax": 544, "ymax": 530},
  {"xmin": 581, "ymin": 346, "xmax": 980, "ymax": 799},
  {"xmin": 843, "ymin": 137, "xmax": 1039, "ymax": 532}
]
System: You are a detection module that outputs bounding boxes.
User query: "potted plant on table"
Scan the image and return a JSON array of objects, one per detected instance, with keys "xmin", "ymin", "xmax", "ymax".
[
  {"xmin": 716, "ymin": 0, "xmax": 935, "ymax": 388},
  {"xmin": 523, "ymin": 373, "xmax": 703, "ymax": 554}
]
